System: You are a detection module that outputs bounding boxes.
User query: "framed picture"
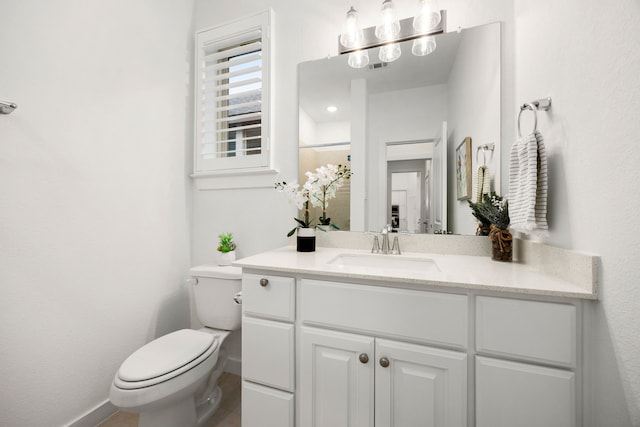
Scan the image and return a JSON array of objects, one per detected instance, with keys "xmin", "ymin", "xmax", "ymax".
[{"xmin": 456, "ymin": 137, "xmax": 472, "ymax": 201}]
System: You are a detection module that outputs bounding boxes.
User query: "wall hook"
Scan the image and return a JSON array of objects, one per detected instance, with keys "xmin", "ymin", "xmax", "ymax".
[
  {"xmin": 0, "ymin": 100, "xmax": 18, "ymax": 114},
  {"xmin": 476, "ymin": 143, "xmax": 495, "ymax": 166}
]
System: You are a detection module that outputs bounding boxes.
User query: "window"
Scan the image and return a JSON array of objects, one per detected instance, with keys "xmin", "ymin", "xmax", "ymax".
[{"xmin": 194, "ymin": 10, "xmax": 273, "ymax": 179}]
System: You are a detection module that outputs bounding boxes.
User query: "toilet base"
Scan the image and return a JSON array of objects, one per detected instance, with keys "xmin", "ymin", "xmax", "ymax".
[
  {"xmin": 110, "ymin": 328, "xmax": 234, "ymax": 427},
  {"xmin": 196, "ymin": 386, "xmax": 223, "ymax": 426},
  {"xmin": 139, "ymin": 395, "xmax": 197, "ymax": 427}
]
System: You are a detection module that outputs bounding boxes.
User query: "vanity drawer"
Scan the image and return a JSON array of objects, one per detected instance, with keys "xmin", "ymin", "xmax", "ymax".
[
  {"xmin": 242, "ymin": 317, "xmax": 295, "ymax": 391},
  {"xmin": 476, "ymin": 296, "xmax": 576, "ymax": 367},
  {"xmin": 243, "ymin": 273, "xmax": 295, "ymax": 321},
  {"xmin": 300, "ymin": 279, "xmax": 468, "ymax": 349},
  {"xmin": 242, "ymin": 381, "xmax": 294, "ymax": 427}
]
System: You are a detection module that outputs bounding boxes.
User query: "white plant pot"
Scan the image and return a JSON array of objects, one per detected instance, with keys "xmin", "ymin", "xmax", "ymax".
[{"xmin": 217, "ymin": 250, "xmax": 236, "ymax": 266}]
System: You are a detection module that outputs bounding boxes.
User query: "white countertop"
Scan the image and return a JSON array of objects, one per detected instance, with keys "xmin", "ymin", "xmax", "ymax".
[{"xmin": 234, "ymin": 245, "xmax": 597, "ymax": 300}]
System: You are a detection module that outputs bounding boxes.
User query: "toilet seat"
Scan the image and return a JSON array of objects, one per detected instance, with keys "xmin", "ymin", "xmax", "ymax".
[{"xmin": 114, "ymin": 329, "xmax": 219, "ymax": 390}]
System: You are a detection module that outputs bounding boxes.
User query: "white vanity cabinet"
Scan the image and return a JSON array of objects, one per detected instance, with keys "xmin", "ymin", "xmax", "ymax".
[
  {"xmin": 239, "ymin": 270, "xmax": 584, "ymax": 427},
  {"xmin": 299, "ymin": 279, "xmax": 468, "ymax": 427},
  {"xmin": 475, "ymin": 296, "xmax": 579, "ymax": 427},
  {"xmin": 241, "ymin": 273, "xmax": 296, "ymax": 427}
]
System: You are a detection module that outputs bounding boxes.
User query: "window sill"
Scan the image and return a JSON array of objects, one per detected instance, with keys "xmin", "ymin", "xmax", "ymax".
[{"xmin": 191, "ymin": 167, "xmax": 280, "ymax": 190}]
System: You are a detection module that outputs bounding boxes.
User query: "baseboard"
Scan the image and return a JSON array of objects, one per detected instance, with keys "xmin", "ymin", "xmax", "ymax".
[
  {"xmin": 65, "ymin": 399, "xmax": 117, "ymax": 427},
  {"xmin": 226, "ymin": 356, "xmax": 241, "ymax": 376}
]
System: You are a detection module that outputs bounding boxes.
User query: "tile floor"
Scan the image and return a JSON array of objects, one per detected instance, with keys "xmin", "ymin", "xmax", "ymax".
[{"xmin": 98, "ymin": 373, "xmax": 241, "ymax": 427}]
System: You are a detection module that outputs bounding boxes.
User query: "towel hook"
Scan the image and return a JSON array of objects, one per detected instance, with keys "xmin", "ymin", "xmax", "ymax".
[
  {"xmin": 476, "ymin": 143, "xmax": 495, "ymax": 166},
  {"xmin": 0, "ymin": 100, "xmax": 17, "ymax": 115}
]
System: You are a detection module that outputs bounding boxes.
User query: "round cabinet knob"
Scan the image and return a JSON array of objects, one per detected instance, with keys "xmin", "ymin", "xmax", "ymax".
[
  {"xmin": 359, "ymin": 353, "xmax": 369, "ymax": 364},
  {"xmin": 379, "ymin": 357, "xmax": 390, "ymax": 368},
  {"xmin": 259, "ymin": 278, "xmax": 269, "ymax": 287}
]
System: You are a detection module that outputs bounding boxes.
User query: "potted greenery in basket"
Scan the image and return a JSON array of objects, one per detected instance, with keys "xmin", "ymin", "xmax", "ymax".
[
  {"xmin": 216, "ymin": 232, "xmax": 236, "ymax": 266},
  {"xmin": 275, "ymin": 163, "xmax": 351, "ymax": 252},
  {"xmin": 468, "ymin": 195, "xmax": 493, "ymax": 236},
  {"xmin": 468, "ymin": 192, "xmax": 512, "ymax": 261}
]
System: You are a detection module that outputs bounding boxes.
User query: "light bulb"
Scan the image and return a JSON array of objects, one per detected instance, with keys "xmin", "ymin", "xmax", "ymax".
[
  {"xmin": 412, "ymin": 36, "xmax": 437, "ymax": 56},
  {"xmin": 348, "ymin": 50, "xmax": 370, "ymax": 68},
  {"xmin": 340, "ymin": 7, "xmax": 364, "ymax": 49},
  {"xmin": 413, "ymin": 0, "xmax": 441, "ymax": 33},
  {"xmin": 379, "ymin": 43, "xmax": 401, "ymax": 63},
  {"xmin": 375, "ymin": 0, "xmax": 400, "ymax": 41}
]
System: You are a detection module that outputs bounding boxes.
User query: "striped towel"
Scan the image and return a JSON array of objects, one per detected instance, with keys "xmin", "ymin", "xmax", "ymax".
[
  {"xmin": 508, "ymin": 130, "xmax": 549, "ymax": 236},
  {"xmin": 475, "ymin": 165, "xmax": 491, "ymax": 203}
]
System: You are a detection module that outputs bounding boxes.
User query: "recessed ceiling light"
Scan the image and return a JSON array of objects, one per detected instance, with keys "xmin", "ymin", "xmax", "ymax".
[{"xmin": 327, "ymin": 105, "xmax": 338, "ymax": 113}]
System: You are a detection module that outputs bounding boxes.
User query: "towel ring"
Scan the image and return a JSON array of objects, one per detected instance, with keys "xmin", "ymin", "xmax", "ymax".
[{"xmin": 518, "ymin": 102, "xmax": 538, "ymax": 137}]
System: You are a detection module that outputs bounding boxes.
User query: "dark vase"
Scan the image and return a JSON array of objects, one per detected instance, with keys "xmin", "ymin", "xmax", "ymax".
[
  {"xmin": 296, "ymin": 228, "xmax": 316, "ymax": 252},
  {"xmin": 489, "ymin": 226, "xmax": 513, "ymax": 262}
]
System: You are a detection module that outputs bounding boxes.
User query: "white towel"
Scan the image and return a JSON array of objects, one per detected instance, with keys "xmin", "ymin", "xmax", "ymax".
[
  {"xmin": 475, "ymin": 165, "xmax": 491, "ymax": 203},
  {"xmin": 508, "ymin": 130, "xmax": 548, "ymax": 236}
]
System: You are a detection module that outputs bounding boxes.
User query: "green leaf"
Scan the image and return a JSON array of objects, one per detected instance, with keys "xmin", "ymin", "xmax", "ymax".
[{"xmin": 294, "ymin": 217, "xmax": 308, "ymax": 227}]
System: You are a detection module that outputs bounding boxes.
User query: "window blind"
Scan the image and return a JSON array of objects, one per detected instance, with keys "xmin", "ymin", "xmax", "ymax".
[{"xmin": 194, "ymin": 11, "xmax": 271, "ymax": 173}]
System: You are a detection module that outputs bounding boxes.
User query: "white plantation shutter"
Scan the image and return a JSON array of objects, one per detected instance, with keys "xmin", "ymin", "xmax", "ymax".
[{"xmin": 194, "ymin": 10, "xmax": 272, "ymax": 174}]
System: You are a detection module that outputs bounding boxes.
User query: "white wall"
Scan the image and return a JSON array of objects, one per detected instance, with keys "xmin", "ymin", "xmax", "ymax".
[
  {"xmin": 515, "ymin": 1, "xmax": 640, "ymax": 425},
  {"xmin": 193, "ymin": 0, "xmax": 640, "ymax": 425},
  {"xmin": 0, "ymin": 1, "xmax": 194, "ymax": 426}
]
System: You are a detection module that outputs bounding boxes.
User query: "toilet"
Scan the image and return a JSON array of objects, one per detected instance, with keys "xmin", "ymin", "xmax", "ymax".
[{"xmin": 109, "ymin": 265, "xmax": 242, "ymax": 427}]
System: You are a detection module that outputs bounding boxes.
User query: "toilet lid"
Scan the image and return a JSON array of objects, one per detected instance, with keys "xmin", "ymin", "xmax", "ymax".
[{"xmin": 117, "ymin": 329, "xmax": 218, "ymax": 386}]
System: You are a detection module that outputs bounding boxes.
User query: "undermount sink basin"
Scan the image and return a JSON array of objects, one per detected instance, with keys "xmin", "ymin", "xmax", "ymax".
[{"xmin": 328, "ymin": 253, "xmax": 440, "ymax": 273}]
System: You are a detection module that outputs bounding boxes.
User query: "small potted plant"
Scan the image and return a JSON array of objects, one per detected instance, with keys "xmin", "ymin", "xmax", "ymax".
[
  {"xmin": 469, "ymin": 193, "xmax": 512, "ymax": 261},
  {"xmin": 216, "ymin": 232, "xmax": 236, "ymax": 266}
]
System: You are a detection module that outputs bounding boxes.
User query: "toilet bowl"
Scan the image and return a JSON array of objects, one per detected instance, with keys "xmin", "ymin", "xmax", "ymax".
[{"xmin": 109, "ymin": 265, "xmax": 242, "ymax": 427}]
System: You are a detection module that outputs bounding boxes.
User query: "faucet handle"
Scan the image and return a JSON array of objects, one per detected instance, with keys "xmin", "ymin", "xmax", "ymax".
[
  {"xmin": 371, "ymin": 235, "xmax": 381, "ymax": 253},
  {"xmin": 391, "ymin": 236, "xmax": 401, "ymax": 255}
]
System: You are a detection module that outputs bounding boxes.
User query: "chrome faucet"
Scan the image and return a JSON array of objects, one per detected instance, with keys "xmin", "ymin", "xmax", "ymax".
[
  {"xmin": 370, "ymin": 225, "xmax": 401, "ymax": 255},
  {"xmin": 380, "ymin": 225, "xmax": 391, "ymax": 255}
]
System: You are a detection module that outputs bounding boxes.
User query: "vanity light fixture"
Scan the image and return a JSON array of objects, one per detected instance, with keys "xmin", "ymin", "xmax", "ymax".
[
  {"xmin": 338, "ymin": 1, "xmax": 446, "ymax": 68},
  {"xmin": 413, "ymin": 0, "xmax": 441, "ymax": 33},
  {"xmin": 375, "ymin": 0, "xmax": 401, "ymax": 41},
  {"xmin": 348, "ymin": 49, "xmax": 370, "ymax": 68},
  {"xmin": 411, "ymin": 35, "xmax": 437, "ymax": 56},
  {"xmin": 339, "ymin": 6, "xmax": 364, "ymax": 49},
  {"xmin": 339, "ymin": 6, "xmax": 371, "ymax": 68}
]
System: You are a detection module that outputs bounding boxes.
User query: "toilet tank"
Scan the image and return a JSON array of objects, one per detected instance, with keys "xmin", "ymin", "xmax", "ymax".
[{"xmin": 190, "ymin": 264, "xmax": 242, "ymax": 331}]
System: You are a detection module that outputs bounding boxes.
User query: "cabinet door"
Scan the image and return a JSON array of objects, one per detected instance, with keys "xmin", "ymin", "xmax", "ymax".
[
  {"xmin": 300, "ymin": 327, "xmax": 375, "ymax": 427},
  {"xmin": 375, "ymin": 339, "xmax": 467, "ymax": 427},
  {"xmin": 476, "ymin": 356, "xmax": 575, "ymax": 427}
]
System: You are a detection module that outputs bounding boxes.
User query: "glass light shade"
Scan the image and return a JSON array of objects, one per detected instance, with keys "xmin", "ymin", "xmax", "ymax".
[
  {"xmin": 348, "ymin": 50, "xmax": 370, "ymax": 68},
  {"xmin": 339, "ymin": 7, "xmax": 364, "ymax": 49},
  {"xmin": 379, "ymin": 43, "xmax": 401, "ymax": 63},
  {"xmin": 412, "ymin": 36, "xmax": 437, "ymax": 56},
  {"xmin": 413, "ymin": 0, "xmax": 441, "ymax": 32},
  {"xmin": 375, "ymin": 0, "xmax": 401, "ymax": 41}
]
